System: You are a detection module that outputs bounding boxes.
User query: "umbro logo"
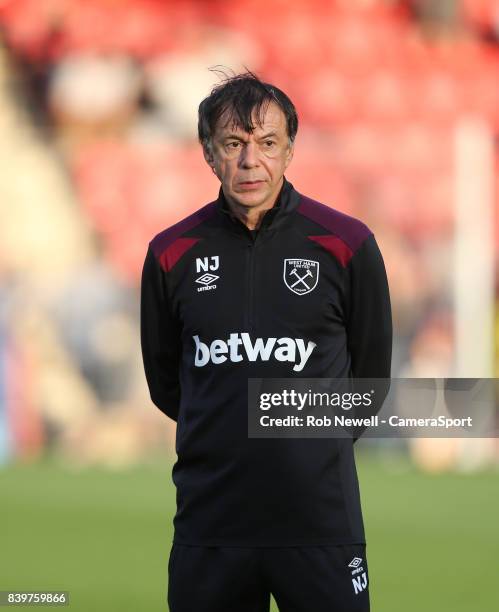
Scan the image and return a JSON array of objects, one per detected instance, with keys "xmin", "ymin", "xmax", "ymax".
[
  {"xmin": 195, "ymin": 256, "xmax": 219, "ymax": 292},
  {"xmin": 348, "ymin": 557, "xmax": 367, "ymax": 595},
  {"xmin": 196, "ymin": 273, "xmax": 219, "ymax": 286},
  {"xmin": 195, "ymin": 273, "xmax": 218, "ymax": 292}
]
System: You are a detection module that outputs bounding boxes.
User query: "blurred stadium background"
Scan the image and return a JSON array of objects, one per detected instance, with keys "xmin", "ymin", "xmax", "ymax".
[{"xmin": 0, "ymin": 0, "xmax": 498, "ymax": 610}]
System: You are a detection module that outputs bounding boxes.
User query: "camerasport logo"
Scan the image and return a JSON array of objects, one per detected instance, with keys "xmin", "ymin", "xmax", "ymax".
[
  {"xmin": 283, "ymin": 259, "xmax": 319, "ymax": 295},
  {"xmin": 195, "ymin": 256, "xmax": 219, "ymax": 292},
  {"xmin": 348, "ymin": 557, "xmax": 368, "ymax": 595}
]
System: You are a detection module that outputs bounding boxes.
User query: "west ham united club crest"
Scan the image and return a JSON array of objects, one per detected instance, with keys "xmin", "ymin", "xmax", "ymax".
[{"xmin": 283, "ymin": 259, "xmax": 319, "ymax": 295}]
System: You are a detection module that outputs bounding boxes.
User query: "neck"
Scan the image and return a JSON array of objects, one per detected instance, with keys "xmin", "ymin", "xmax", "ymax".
[
  {"xmin": 228, "ymin": 204, "xmax": 271, "ymax": 230},
  {"xmin": 225, "ymin": 179, "xmax": 284, "ymax": 230}
]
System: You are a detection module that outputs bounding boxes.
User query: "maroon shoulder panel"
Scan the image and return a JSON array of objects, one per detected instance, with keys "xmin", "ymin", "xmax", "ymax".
[
  {"xmin": 150, "ymin": 201, "xmax": 217, "ymax": 271},
  {"xmin": 151, "ymin": 201, "xmax": 216, "ymax": 256},
  {"xmin": 158, "ymin": 237, "xmax": 200, "ymax": 272},
  {"xmin": 297, "ymin": 196, "xmax": 371, "ymax": 253},
  {"xmin": 308, "ymin": 235, "xmax": 353, "ymax": 268}
]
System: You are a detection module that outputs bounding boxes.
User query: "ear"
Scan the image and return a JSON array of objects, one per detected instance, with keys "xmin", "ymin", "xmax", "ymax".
[
  {"xmin": 203, "ymin": 143, "xmax": 214, "ymax": 167},
  {"xmin": 203, "ymin": 144, "xmax": 220, "ymax": 178},
  {"xmin": 284, "ymin": 140, "xmax": 295, "ymax": 169}
]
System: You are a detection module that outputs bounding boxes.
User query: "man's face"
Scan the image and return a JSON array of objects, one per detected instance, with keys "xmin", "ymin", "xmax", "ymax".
[{"xmin": 204, "ymin": 102, "xmax": 294, "ymax": 212}]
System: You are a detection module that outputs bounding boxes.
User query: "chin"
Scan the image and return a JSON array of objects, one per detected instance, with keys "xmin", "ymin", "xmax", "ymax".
[{"xmin": 233, "ymin": 193, "xmax": 267, "ymax": 208}]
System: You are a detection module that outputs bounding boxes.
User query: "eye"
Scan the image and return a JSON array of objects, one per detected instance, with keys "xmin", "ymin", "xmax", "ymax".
[
  {"xmin": 227, "ymin": 141, "xmax": 241, "ymax": 149},
  {"xmin": 264, "ymin": 140, "xmax": 275, "ymax": 147}
]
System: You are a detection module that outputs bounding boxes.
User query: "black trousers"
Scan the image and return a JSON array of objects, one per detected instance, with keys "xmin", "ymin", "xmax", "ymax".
[{"xmin": 168, "ymin": 543, "xmax": 370, "ymax": 612}]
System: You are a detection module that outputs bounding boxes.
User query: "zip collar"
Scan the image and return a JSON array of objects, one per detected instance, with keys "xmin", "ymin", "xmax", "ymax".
[{"xmin": 216, "ymin": 177, "xmax": 301, "ymax": 235}]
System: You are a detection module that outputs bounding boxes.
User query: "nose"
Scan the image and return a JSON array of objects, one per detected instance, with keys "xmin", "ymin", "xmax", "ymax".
[{"xmin": 239, "ymin": 141, "xmax": 259, "ymax": 168}]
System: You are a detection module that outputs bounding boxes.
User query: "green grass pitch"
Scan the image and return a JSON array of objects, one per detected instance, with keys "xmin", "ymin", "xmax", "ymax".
[{"xmin": 0, "ymin": 452, "xmax": 497, "ymax": 611}]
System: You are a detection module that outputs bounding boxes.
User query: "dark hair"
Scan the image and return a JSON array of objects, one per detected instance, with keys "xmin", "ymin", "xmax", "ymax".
[{"xmin": 198, "ymin": 70, "xmax": 298, "ymax": 151}]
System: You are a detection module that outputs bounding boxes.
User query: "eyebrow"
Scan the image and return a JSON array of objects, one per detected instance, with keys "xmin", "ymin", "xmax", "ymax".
[
  {"xmin": 258, "ymin": 131, "xmax": 278, "ymax": 140},
  {"xmin": 223, "ymin": 131, "xmax": 278, "ymax": 142},
  {"xmin": 222, "ymin": 134, "xmax": 245, "ymax": 141}
]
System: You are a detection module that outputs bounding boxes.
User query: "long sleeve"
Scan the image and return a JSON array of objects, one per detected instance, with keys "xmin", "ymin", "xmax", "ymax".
[
  {"xmin": 140, "ymin": 245, "xmax": 181, "ymax": 421},
  {"xmin": 346, "ymin": 233, "xmax": 392, "ymax": 378},
  {"xmin": 346, "ymin": 233, "xmax": 392, "ymax": 438}
]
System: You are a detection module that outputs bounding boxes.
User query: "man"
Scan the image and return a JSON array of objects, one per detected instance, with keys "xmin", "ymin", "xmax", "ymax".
[{"xmin": 141, "ymin": 72, "xmax": 392, "ymax": 612}]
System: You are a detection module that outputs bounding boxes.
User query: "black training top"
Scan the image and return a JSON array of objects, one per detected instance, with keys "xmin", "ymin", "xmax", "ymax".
[{"xmin": 140, "ymin": 178, "xmax": 392, "ymax": 546}]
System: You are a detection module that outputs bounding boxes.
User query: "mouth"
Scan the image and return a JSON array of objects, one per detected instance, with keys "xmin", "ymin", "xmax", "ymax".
[{"xmin": 237, "ymin": 180, "xmax": 264, "ymax": 189}]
